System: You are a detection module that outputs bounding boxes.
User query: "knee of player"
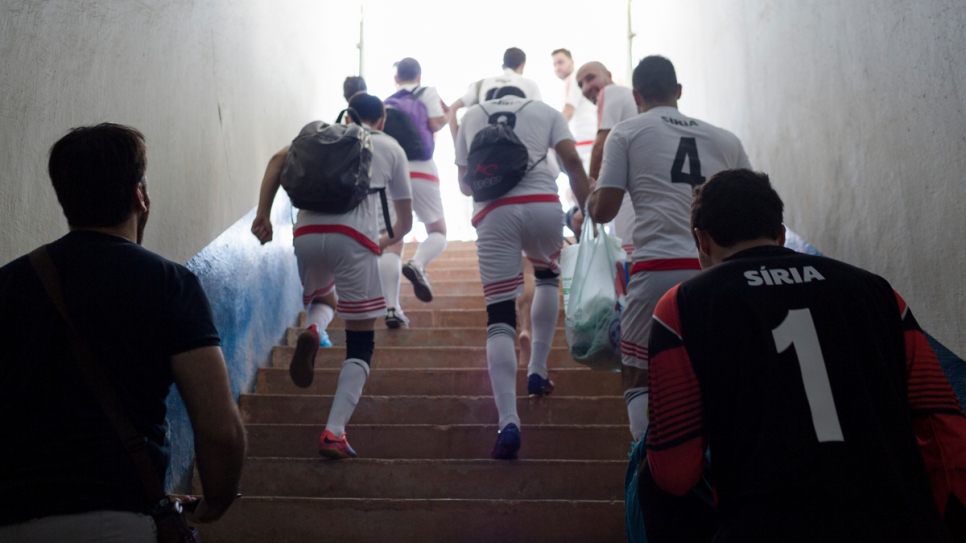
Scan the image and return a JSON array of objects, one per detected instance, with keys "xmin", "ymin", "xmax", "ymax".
[
  {"xmin": 344, "ymin": 328, "xmax": 375, "ymax": 366},
  {"xmin": 534, "ymin": 267, "xmax": 560, "ymax": 288},
  {"xmin": 486, "ymin": 299, "xmax": 517, "ymax": 330}
]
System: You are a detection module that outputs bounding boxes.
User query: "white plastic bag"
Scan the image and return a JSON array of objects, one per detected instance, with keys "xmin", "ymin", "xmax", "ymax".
[{"xmin": 563, "ymin": 218, "xmax": 625, "ymax": 371}]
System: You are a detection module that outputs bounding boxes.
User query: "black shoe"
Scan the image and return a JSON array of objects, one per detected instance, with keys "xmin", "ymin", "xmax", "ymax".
[
  {"xmin": 491, "ymin": 423, "xmax": 521, "ymax": 460},
  {"xmin": 385, "ymin": 307, "xmax": 409, "ymax": 329},
  {"xmin": 402, "ymin": 260, "xmax": 433, "ymax": 302}
]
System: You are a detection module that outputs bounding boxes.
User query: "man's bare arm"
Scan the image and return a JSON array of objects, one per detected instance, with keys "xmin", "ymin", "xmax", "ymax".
[
  {"xmin": 457, "ymin": 165, "xmax": 472, "ymax": 196},
  {"xmin": 428, "ymin": 116, "xmax": 448, "ymax": 133},
  {"xmin": 380, "ymin": 199, "xmax": 413, "ymax": 249},
  {"xmin": 251, "ymin": 146, "xmax": 289, "ymax": 244},
  {"xmin": 171, "ymin": 346, "xmax": 246, "ymax": 523},
  {"xmin": 588, "ymin": 187, "xmax": 625, "ymax": 224},
  {"xmin": 555, "ymin": 139, "xmax": 590, "ymax": 210},
  {"xmin": 588, "ymin": 129, "xmax": 610, "ymax": 179},
  {"xmin": 448, "ymin": 98, "xmax": 466, "ymax": 143},
  {"xmin": 562, "ymin": 104, "xmax": 575, "ymax": 122}
]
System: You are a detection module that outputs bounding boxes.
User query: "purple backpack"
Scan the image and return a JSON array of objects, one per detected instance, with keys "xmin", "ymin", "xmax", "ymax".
[{"xmin": 384, "ymin": 87, "xmax": 435, "ymax": 161}]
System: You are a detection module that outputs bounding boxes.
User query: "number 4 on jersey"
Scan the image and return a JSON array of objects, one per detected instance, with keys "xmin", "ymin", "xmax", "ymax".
[{"xmin": 670, "ymin": 137, "xmax": 706, "ymax": 187}]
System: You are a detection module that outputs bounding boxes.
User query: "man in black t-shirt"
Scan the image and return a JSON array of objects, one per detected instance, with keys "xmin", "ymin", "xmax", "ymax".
[
  {"xmin": 0, "ymin": 124, "xmax": 246, "ymax": 541},
  {"xmin": 645, "ymin": 169, "xmax": 966, "ymax": 542}
]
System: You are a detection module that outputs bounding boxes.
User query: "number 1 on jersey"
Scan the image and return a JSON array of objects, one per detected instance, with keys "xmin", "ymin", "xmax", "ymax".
[{"xmin": 772, "ymin": 308, "xmax": 845, "ymax": 443}]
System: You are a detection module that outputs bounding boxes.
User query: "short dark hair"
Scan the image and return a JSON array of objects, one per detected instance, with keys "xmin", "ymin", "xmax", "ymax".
[
  {"xmin": 347, "ymin": 93, "xmax": 385, "ymax": 124},
  {"xmin": 691, "ymin": 169, "xmax": 784, "ymax": 248},
  {"xmin": 503, "ymin": 47, "xmax": 526, "ymax": 70},
  {"xmin": 343, "ymin": 76, "xmax": 367, "ymax": 103},
  {"xmin": 394, "ymin": 57, "xmax": 421, "ymax": 81},
  {"xmin": 632, "ymin": 55, "xmax": 678, "ymax": 102},
  {"xmin": 493, "ymin": 86, "xmax": 526, "ymax": 99},
  {"xmin": 551, "ymin": 48, "xmax": 571, "ymax": 59},
  {"xmin": 48, "ymin": 123, "xmax": 147, "ymax": 228}
]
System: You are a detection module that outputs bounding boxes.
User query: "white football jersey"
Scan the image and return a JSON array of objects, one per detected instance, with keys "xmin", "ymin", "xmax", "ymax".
[
  {"xmin": 595, "ymin": 106, "xmax": 751, "ymax": 263},
  {"xmin": 460, "ymin": 69, "xmax": 543, "ymax": 107}
]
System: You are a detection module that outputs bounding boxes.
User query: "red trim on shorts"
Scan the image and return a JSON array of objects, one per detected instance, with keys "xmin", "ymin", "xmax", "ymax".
[
  {"xmin": 621, "ymin": 339, "xmax": 649, "ymax": 363},
  {"xmin": 337, "ymin": 297, "xmax": 387, "ymax": 314},
  {"xmin": 471, "ymin": 194, "xmax": 560, "ymax": 227},
  {"xmin": 622, "ymin": 244, "xmax": 635, "ymax": 254},
  {"xmin": 294, "ymin": 224, "xmax": 380, "ymax": 255},
  {"xmin": 575, "ymin": 140, "xmax": 594, "ymax": 147},
  {"xmin": 630, "ymin": 259, "xmax": 701, "ymax": 275},
  {"xmin": 483, "ymin": 273, "xmax": 525, "ymax": 297},
  {"xmin": 303, "ymin": 282, "xmax": 336, "ymax": 304},
  {"xmin": 411, "ymin": 172, "xmax": 440, "ymax": 183}
]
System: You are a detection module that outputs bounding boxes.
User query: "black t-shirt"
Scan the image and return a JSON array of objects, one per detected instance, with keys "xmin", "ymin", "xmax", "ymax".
[
  {"xmin": 0, "ymin": 231, "xmax": 220, "ymax": 525},
  {"xmin": 647, "ymin": 245, "xmax": 951, "ymax": 542}
]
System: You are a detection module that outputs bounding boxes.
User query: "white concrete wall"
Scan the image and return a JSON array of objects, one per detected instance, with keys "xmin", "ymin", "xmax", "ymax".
[
  {"xmin": 633, "ymin": 1, "xmax": 965, "ymax": 355},
  {"xmin": 0, "ymin": 0, "xmax": 359, "ymax": 265}
]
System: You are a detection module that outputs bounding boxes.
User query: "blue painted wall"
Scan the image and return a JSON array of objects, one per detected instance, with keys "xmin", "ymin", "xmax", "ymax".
[{"xmin": 163, "ymin": 196, "xmax": 302, "ymax": 493}]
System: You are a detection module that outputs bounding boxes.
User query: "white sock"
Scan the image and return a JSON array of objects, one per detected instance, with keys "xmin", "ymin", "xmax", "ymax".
[
  {"xmin": 625, "ymin": 387, "xmax": 649, "ymax": 442},
  {"xmin": 306, "ymin": 302, "xmax": 335, "ymax": 332},
  {"xmin": 411, "ymin": 232, "xmax": 447, "ymax": 270},
  {"xmin": 324, "ymin": 359, "xmax": 370, "ymax": 436},
  {"xmin": 487, "ymin": 323, "xmax": 520, "ymax": 430},
  {"xmin": 378, "ymin": 251, "xmax": 402, "ymax": 310},
  {"xmin": 527, "ymin": 283, "xmax": 559, "ymax": 379}
]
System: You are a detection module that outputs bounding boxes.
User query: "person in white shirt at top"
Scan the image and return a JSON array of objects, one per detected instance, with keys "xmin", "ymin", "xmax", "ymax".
[
  {"xmin": 552, "ymin": 48, "xmax": 597, "ymax": 172},
  {"xmin": 455, "ymin": 86, "xmax": 591, "ymax": 460},
  {"xmin": 587, "ymin": 56, "xmax": 751, "ymax": 442},
  {"xmin": 448, "ymin": 47, "xmax": 543, "ymax": 143},
  {"xmin": 576, "ymin": 60, "xmax": 640, "ymax": 256},
  {"xmin": 251, "ymin": 93, "xmax": 413, "ymax": 459},
  {"xmin": 381, "ymin": 58, "xmax": 450, "ymax": 326}
]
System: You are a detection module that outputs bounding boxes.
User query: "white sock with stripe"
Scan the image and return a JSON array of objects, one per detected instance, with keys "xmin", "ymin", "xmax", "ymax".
[
  {"xmin": 527, "ymin": 282, "xmax": 559, "ymax": 379},
  {"xmin": 378, "ymin": 251, "xmax": 402, "ymax": 310},
  {"xmin": 411, "ymin": 232, "xmax": 447, "ymax": 270},
  {"xmin": 306, "ymin": 302, "xmax": 335, "ymax": 332},
  {"xmin": 324, "ymin": 359, "xmax": 370, "ymax": 436},
  {"xmin": 625, "ymin": 387, "xmax": 649, "ymax": 442},
  {"xmin": 487, "ymin": 323, "xmax": 520, "ymax": 430}
]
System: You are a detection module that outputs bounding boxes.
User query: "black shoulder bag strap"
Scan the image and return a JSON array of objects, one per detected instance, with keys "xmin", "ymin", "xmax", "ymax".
[{"xmin": 28, "ymin": 246, "xmax": 167, "ymax": 506}]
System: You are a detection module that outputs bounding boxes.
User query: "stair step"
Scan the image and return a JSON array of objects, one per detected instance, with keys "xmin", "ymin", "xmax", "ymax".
[
  {"xmin": 272, "ymin": 346, "xmax": 592, "ymax": 370},
  {"xmin": 286, "ymin": 327, "xmax": 569, "ymax": 348},
  {"xmin": 245, "ymin": 423, "xmax": 631, "ymax": 459},
  {"xmin": 195, "ymin": 496, "xmax": 624, "ymax": 543},
  {"xmin": 311, "ymin": 308, "xmax": 566, "ymax": 329},
  {"xmin": 238, "ymin": 458, "xmax": 626, "ymax": 500},
  {"xmin": 402, "ymin": 279, "xmax": 483, "ymax": 296},
  {"xmin": 398, "ymin": 294, "xmax": 484, "ymax": 309},
  {"xmin": 255, "ymin": 367, "xmax": 623, "ymax": 397},
  {"xmin": 422, "ymin": 257, "xmax": 480, "ymax": 269},
  {"xmin": 239, "ymin": 394, "xmax": 628, "ymax": 425}
]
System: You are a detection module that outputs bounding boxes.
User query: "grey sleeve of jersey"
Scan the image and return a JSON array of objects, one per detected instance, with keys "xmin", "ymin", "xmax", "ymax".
[
  {"xmin": 389, "ymin": 148, "xmax": 413, "ymax": 201},
  {"xmin": 735, "ymin": 139, "xmax": 752, "ymax": 169},
  {"xmin": 595, "ymin": 128, "xmax": 629, "ymax": 192},
  {"xmin": 455, "ymin": 115, "xmax": 470, "ymax": 166}
]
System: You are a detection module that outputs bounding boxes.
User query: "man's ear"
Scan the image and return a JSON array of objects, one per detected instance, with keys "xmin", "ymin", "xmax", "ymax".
[
  {"xmin": 778, "ymin": 224, "xmax": 786, "ymax": 247},
  {"xmin": 694, "ymin": 228, "xmax": 713, "ymax": 257},
  {"xmin": 633, "ymin": 89, "xmax": 644, "ymax": 108},
  {"xmin": 676, "ymin": 84, "xmax": 682, "ymax": 100},
  {"xmin": 375, "ymin": 116, "xmax": 386, "ymax": 131},
  {"xmin": 134, "ymin": 182, "xmax": 149, "ymax": 213}
]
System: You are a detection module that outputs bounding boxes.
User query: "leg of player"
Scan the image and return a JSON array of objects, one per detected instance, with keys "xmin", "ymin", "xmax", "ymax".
[
  {"xmin": 380, "ymin": 239, "xmax": 408, "ymax": 329},
  {"xmin": 291, "ymin": 295, "xmax": 336, "ymax": 389},
  {"xmin": 318, "ymin": 316, "xmax": 376, "ymax": 460},
  {"xmin": 486, "ymin": 299, "xmax": 522, "ymax": 460},
  {"xmin": 527, "ymin": 266, "xmax": 559, "ymax": 396},
  {"xmin": 516, "ymin": 257, "xmax": 534, "ymax": 369},
  {"xmin": 404, "ymin": 218, "xmax": 446, "ymax": 303}
]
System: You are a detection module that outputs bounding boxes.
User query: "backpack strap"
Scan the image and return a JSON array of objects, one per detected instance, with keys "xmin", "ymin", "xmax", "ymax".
[
  {"xmin": 371, "ymin": 187, "xmax": 394, "ymax": 240},
  {"xmin": 337, "ymin": 107, "xmax": 361, "ymax": 124},
  {"xmin": 28, "ymin": 246, "xmax": 168, "ymax": 508},
  {"xmin": 412, "ymin": 86, "xmax": 426, "ymax": 99}
]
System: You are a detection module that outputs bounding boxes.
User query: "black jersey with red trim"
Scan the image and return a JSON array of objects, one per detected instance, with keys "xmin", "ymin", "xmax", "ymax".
[{"xmin": 646, "ymin": 244, "xmax": 966, "ymax": 542}]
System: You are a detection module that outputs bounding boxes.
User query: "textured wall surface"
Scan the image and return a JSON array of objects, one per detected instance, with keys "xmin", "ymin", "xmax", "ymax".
[
  {"xmin": 632, "ymin": 1, "xmax": 965, "ymax": 356},
  {"xmin": 0, "ymin": 0, "xmax": 351, "ymax": 265}
]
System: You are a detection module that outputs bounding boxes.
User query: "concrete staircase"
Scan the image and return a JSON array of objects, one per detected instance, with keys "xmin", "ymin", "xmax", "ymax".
[{"xmin": 196, "ymin": 240, "xmax": 629, "ymax": 542}]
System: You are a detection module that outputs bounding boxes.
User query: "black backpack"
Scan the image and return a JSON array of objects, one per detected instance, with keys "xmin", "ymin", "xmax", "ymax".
[
  {"xmin": 281, "ymin": 110, "xmax": 394, "ymax": 237},
  {"xmin": 463, "ymin": 101, "xmax": 546, "ymax": 202}
]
